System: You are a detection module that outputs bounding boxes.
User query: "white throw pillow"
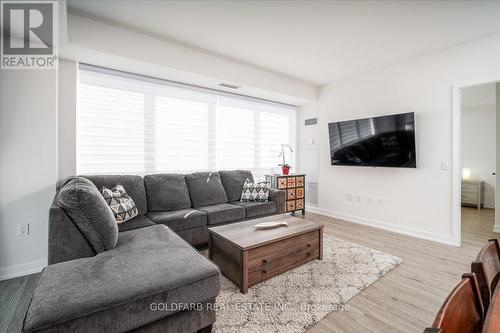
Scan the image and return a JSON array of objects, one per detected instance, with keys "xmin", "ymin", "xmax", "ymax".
[
  {"xmin": 101, "ymin": 184, "xmax": 138, "ymax": 223},
  {"xmin": 240, "ymin": 179, "xmax": 270, "ymax": 202}
]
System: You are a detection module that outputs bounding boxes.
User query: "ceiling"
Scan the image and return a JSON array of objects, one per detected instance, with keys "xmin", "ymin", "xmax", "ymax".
[{"xmin": 67, "ymin": 0, "xmax": 500, "ymax": 86}]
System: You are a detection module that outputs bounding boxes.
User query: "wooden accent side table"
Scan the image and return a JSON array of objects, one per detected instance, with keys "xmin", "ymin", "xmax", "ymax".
[{"xmin": 266, "ymin": 174, "xmax": 305, "ymax": 215}]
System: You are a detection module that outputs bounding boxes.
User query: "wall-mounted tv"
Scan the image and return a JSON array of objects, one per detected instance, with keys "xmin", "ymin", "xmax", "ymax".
[{"xmin": 328, "ymin": 112, "xmax": 416, "ymax": 168}]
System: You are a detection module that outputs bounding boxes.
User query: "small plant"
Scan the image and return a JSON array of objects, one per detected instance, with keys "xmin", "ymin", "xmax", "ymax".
[{"xmin": 278, "ymin": 144, "xmax": 293, "ymax": 175}]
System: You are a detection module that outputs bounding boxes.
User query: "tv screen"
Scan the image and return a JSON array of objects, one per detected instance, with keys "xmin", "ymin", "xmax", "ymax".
[{"xmin": 328, "ymin": 112, "xmax": 416, "ymax": 168}]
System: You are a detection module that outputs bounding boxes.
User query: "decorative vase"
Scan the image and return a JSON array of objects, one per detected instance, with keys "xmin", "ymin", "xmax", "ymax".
[{"xmin": 282, "ymin": 165, "xmax": 291, "ymax": 175}]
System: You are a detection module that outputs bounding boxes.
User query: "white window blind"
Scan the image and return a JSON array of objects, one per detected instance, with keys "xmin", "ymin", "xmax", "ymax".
[{"xmin": 77, "ymin": 64, "xmax": 296, "ymax": 179}]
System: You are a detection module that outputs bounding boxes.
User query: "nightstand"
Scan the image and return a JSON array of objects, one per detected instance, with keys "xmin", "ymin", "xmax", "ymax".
[{"xmin": 461, "ymin": 180, "xmax": 483, "ymax": 209}]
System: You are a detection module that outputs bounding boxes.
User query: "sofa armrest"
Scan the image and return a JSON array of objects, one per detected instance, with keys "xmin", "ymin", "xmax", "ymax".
[{"xmin": 269, "ymin": 189, "xmax": 286, "ymax": 214}]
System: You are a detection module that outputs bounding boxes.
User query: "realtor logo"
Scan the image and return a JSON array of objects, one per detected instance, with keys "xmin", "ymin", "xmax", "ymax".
[{"xmin": 1, "ymin": 1, "xmax": 58, "ymax": 69}]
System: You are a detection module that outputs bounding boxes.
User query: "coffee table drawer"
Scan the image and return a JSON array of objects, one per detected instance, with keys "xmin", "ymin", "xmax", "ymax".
[
  {"xmin": 247, "ymin": 230, "xmax": 319, "ymax": 271},
  {"xmin": 248, "ymin": 237, "xmax": 320, "ymax": 285}
]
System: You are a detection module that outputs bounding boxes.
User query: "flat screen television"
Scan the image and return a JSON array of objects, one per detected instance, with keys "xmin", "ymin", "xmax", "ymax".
[{"xmin": 328, "ymin": 112, "xmax": 416, "ymax": 168}]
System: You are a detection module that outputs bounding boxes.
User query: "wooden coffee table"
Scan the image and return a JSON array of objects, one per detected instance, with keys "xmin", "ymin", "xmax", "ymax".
[{"xmin": 208, "ymin": 217, "xmax": 324, "ymax": 293}]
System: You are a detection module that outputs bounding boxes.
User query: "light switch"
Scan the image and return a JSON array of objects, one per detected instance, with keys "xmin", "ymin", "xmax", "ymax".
[
  {"xmin": 441, "ymin": 161, "xmax": 449, "ymax": 170},
  {"xmin": 308, "ymin": 137, "xmax": 314, "ymax": 145}
]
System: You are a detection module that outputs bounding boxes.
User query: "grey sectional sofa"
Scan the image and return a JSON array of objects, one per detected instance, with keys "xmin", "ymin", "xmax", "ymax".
[{"xmin": 23, "ymin": 170, "xmax": 285, "ymax": 333}]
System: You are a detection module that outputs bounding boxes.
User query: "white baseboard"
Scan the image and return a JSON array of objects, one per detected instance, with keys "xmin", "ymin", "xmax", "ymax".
[
  {"xmin": 306, "ymin": 205, "xmax": 455, "ymax": 246},
  {"xmin": 0, "ymin": 259, "xmax": 46, "ymax": 281},
  {"xmin": 493, "ymin": 225, "xmax": 500, "ymax": 233},
  {"xmin": 484, "ymin": 203, "xmax": 495, "ymax": 209}
]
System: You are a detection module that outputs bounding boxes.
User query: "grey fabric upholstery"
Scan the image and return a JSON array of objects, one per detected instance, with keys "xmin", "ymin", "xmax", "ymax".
[
  {"xmin": 144, "ymin": 174, "xmax": 192, "ymax": 212},
  {"xmin": 57, "ymin": 177, "xmax": 118, "ymax": 253},
  {"xmin": 24, "ymin": 226, "xmax": 220, "ymax": 333},
  {"xmin": 148, "ymin": 209, "xmax": 207, "ymax": 232},
  {"xmin": 84, "ymin": 175, "xmax": 148, "ymax": 215},
  {"xmin": 176, "ymin": 227, "xmax": 209, "ymax": 247},
  {"xmin": 118, "ymin": 214, "xmax": 155, "ymax": 232},
  {"xmin": 232, "ymin": 201, "xmax": 277, "ymax": 218},
  {"xmin": 197, "ymin": 203, "xmax": 245, "ymax": 225},
  {"xmin": 269, "ymin": 189, "xmax": 286, "ymax": 214},
  {"xmin": 185, "ymin": 172, "xmax": 228, "ymax": 208},
  {"xmin": 39, "ymin": 170, "xmax": 285, "ymax": 333},
  {"xmin": 48, "ymin": 203, "xmax": 95, "ymax": 265},
  {"xmin": 218, "ymin": 170, "xmax": 254, "ymax": 202},
  {"xmin": 129, "ymin": 301, "xmax": 215, "ymax": 333}
]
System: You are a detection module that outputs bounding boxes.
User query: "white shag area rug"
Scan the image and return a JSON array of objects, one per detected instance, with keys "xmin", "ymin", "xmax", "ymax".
[{"xmin": 203, "ymin": 234, "xmax": 402, "ymax": 333}]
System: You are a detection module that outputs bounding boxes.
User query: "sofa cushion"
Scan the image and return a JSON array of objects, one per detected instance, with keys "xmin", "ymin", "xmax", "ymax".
[
  {"xmin": 197, "ymin": 203, "xmax": 245, "ymax": 225},
  {"xmin": 219, "ymin": 170, "xmax": 254, "ymax": 202},
  {"xmin": 185, "ymin": 172, "xmax": 228, "ymax": 208},
  {"xmin": 147, "ymin": 209, "xmax": 207, "ymax": 232},
  {"xmin": 84, "ymin": 175, "xmax": 148, "ymax": 215},
  {"xmin": 144, "ymin": 173, "xmax": 192, "ymax": 212},
  {"xmin": 176, "ymin": 227, "xmax": 209, "ymax": 247},
  {"xmin": 57, "ymin": 177, "xmax": 118, "ymax": 253},
  {"xmin": 232, "ymin": 201, "xmax": 277, "ymax": 218},
  {"xmin": 117, "ymin": 214, "xmax": 155, "ymax": 232},
  {"xmin": 23, "ymin": 225, "xmax": 221, "ymax": 333}
]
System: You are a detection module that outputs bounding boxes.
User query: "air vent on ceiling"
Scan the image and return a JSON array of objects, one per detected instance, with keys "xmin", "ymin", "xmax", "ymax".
[
  {"xmin": 304, "ymin": 117, "xmax": 318, "ymax": 126},
  {"xmin": 219, "ymin": 82, "xmax": 241, "ymax": 89}
]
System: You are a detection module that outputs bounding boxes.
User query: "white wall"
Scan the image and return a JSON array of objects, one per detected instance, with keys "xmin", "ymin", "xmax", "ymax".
[
  {"xmin": 58, "ymin": 59, "xmax": 77, "ymax": 180},
  {"xmin": 461, "ymin": 85, "xmax": 496, "ymax": 208},
  {"xmin": 298, "ymin": 33, "xmax": 500, "ymax": 245},
  {"xmin": 61, "ymin": 13, "xmax": 317, "ymax": 106},
  {"xmin": 0, "ymin": 69, "xmax": 58, "ymax": 280}
]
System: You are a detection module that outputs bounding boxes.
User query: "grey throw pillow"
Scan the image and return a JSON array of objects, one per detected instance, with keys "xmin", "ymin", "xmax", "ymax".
[
  {"xmin": 101, "ymin": 185, "xmax": 139, "ymax": 223},
  {"xmin": 240, "ymin": 179, "xmax": 270, "ymax": 202},
  {"xmin": 57, "ymin": 177, "xmax": 118, "ymax": 253}
]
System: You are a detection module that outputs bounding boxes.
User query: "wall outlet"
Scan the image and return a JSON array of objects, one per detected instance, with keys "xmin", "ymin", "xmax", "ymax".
[
  {"xmin": 377, "ymin": 198, "xmax": 384, "ymax": 207},
  {"xmin": 366, "ymin": 196, "xmax": 373, "ymax": 204},
  {"xmin": 345, "ymin": 194, "xmax": 353, "ymax": 201},
  {"xmin": 355, "ymin": 195, "xmax": 361, "ymax": 203},
  {"xmin": 18, "ymin": 223, "xmax": 29, "ymax": 236}
]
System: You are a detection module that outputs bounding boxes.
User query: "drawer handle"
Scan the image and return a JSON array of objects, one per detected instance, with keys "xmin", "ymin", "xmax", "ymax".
[
  {"xmin": 262, "ymin": 259, "xmax": 268, "ymax": 264},
  {"xmin": 307, "ymin": 244, "xmax": 311, "ymax": 248},
  {"xmin": 306, "ymin": 253, "xmax": 311, "ymax": 257},
  {"xmin": 262, "ymin": 270, "xmax": 267, "ymax": 274}
]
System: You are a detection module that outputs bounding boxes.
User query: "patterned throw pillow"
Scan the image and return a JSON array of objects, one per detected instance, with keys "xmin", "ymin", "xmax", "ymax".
[
  {"xmin": 101, "ymin": 185, "xmax": 138, "ymax": 224},
  {"xmin": 240, "ymin": 179, "xmax": 270, "ymax": 202}
]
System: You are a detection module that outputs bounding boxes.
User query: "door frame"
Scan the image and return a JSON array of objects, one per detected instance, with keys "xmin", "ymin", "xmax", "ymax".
[{"xmin": 452, "ymin": 77, "xmax": 500, "ymax": 246}]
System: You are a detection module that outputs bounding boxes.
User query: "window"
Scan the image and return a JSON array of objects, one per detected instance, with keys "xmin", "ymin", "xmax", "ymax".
[{"xmin": 77, "ymin": 64, "xmax": 296, "ymax": 179}]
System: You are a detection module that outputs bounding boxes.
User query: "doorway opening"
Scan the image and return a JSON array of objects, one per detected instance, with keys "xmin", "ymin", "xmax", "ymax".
[{"xmin": 454, "ymin": 81, "xmax": 500, "ymax": 246}]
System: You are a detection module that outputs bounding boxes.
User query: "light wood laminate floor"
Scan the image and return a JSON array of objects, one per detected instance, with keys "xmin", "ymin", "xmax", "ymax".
[
  {"xmin": 0, "ymin": 207, "xmax": 497, "ymax": 333},
  {"xmin": 307, "ymin": 207, "xmax": 498, "ymax": 333}
]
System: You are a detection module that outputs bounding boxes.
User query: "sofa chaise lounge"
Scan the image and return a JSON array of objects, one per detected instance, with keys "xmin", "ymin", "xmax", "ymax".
[{"xmin": 22, "ymin": 170, "xmax": 286, "ymax": 333}]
